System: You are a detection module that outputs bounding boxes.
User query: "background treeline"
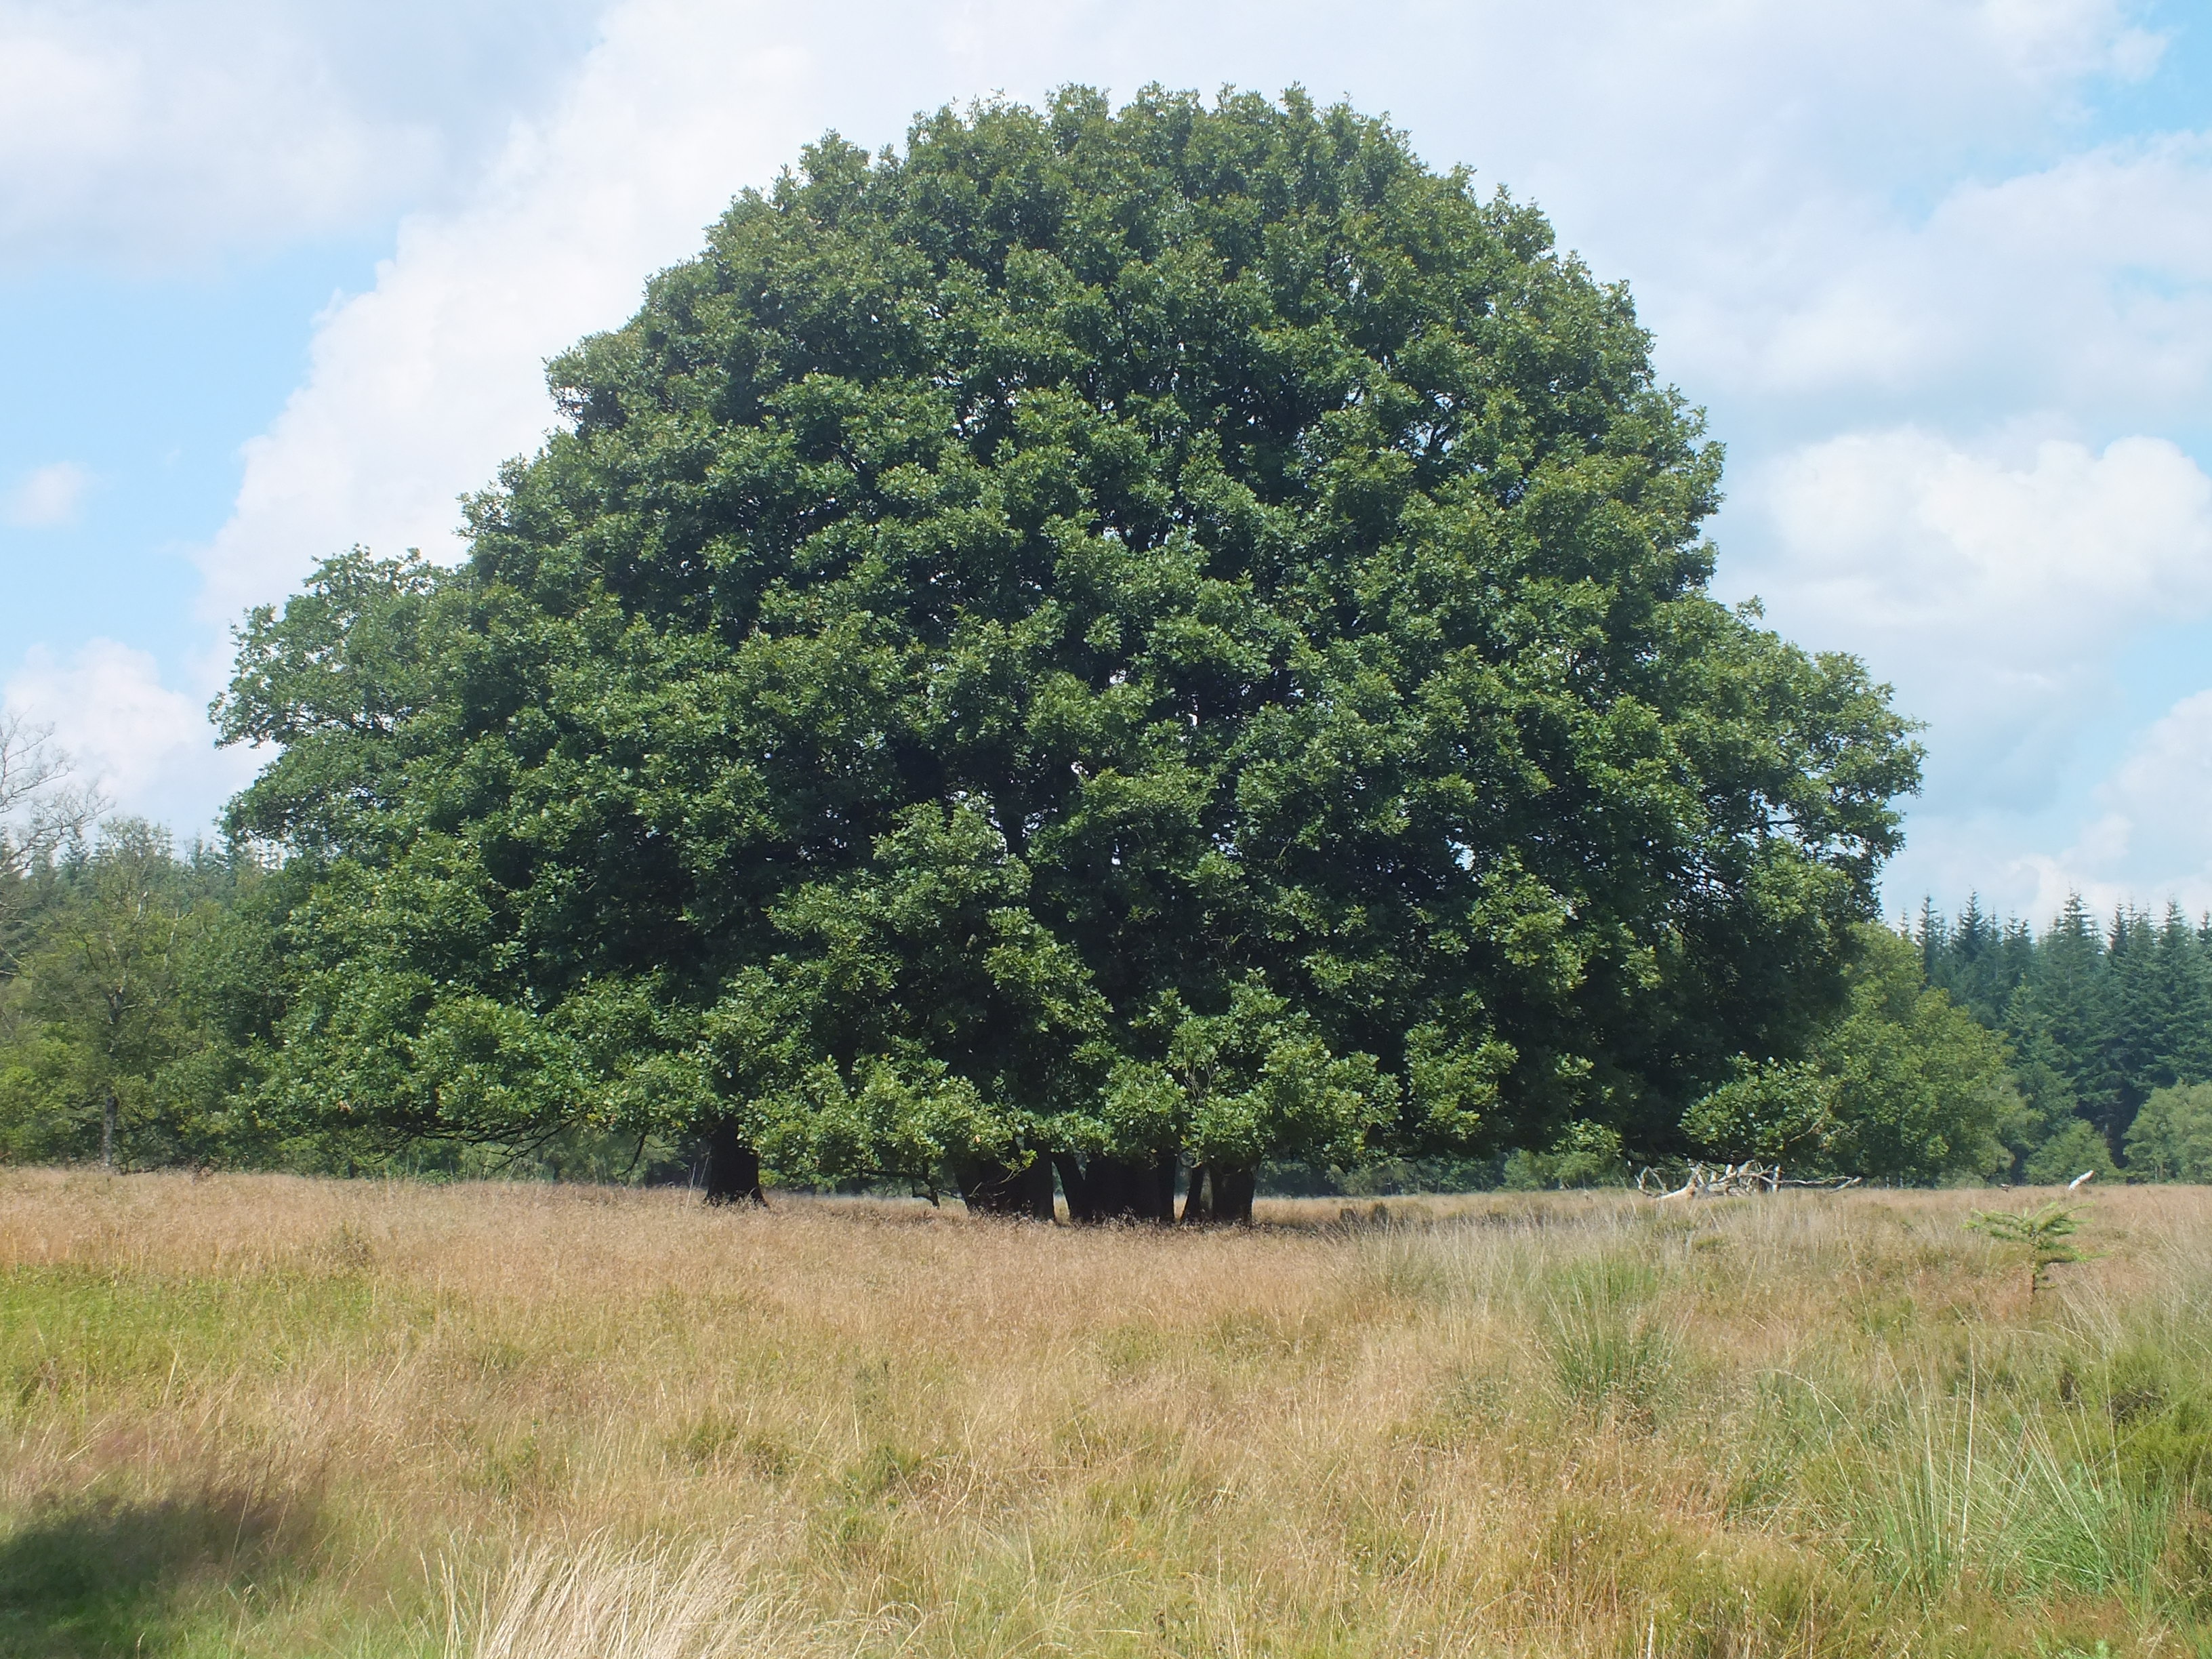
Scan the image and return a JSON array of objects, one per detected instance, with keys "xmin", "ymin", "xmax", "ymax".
[
  {"xmin": 0, "ymin": 821, "xmax": 673, "ymax": 1181},
  {"xmin": 1918, "ymin": 895, "xmax": 2212, "ymax": 1185},
  {"xmin": 0, "ymin": 823, "xmax": 285, "ymax": 1173},
  {"xmin": 5, "ymin": 813, "xmax": 2208, "ymax": 1190}
]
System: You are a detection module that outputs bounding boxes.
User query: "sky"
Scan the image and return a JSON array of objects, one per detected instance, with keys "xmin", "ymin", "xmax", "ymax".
[{"xmin": 2, "ymin": 0, "xmax": 2209, "ymax": 927}]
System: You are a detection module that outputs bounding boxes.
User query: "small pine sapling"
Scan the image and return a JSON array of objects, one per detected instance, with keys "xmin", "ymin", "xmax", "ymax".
[{"xmin": 1963, "ymin": 1202, "xmax": 2089, "ymax": 1300}]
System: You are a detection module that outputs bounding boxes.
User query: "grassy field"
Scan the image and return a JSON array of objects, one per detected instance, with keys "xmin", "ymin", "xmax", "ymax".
[{"xmin": 2, "ymin": 1174, "xmax": 2209, "ymax": 1658}]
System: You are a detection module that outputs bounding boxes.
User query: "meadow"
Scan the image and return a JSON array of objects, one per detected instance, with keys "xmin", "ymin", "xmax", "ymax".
[{"xmin": 2, "ymin": 1173, "xmax": 2209, "ymax": 1658}]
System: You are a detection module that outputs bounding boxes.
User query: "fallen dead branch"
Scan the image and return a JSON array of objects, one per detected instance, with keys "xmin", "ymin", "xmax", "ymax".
[{"xmin": 1637, "ymin": 1162, "xmax": 1862, "ymax": 1199}]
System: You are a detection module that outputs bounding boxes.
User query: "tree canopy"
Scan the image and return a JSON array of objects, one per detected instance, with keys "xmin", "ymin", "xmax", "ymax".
[
  {"xmin": 211, "ymin": 87, "xmax": 1920, "ymax": 1214},
  {"xmin": 0, "ymin": 821, "xmax": 241, "ymax": 1169},
  {"xmin": 1684, "ymin": 924, "xmax": 2011, "ymax": 1183},
  {"xmin": 2124, "ymin": 1082, "xmax": 2212, "ymax": 1183},
  {"xmin": 1917, "ymin": 895, "xmax": 2212, "ymax": 1183}
]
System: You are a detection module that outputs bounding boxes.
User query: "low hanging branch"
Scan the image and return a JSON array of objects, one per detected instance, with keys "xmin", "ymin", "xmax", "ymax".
[{"xmin": 1636, "ymin": 1162, "xmax": 1863, "ymax": 1199}]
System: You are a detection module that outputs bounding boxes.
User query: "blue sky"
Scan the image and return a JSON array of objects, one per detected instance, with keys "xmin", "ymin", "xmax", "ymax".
[{"xmin": 3, "ymin": 0, "xmax": 2209, "ymax": 926}]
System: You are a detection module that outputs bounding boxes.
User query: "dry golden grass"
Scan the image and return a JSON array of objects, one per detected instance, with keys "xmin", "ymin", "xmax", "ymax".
[{"xmin": 3, "ymin": 1172, "xmax": 2210, "ymax": 1658}]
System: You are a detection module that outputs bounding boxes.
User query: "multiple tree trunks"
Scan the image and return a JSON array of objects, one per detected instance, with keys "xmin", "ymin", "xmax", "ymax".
[
  {"xmin": 1038, "ymin": 1153, "xmax": 1258, "ymax": 1225},
  {"xmin": 956, "ymin": 1156, "xmax": 1055, "ymax": 1220},
  {"xmin": 700, "ymin": 1123, "xmax": 765, "ymax": 1206},
  {"xmin": 1054, "ymin": 1152, "xmax": 1176, "ymax": 1223},
  {"xmin": 1054, "ymin": 1155, "xmax": 1255, "ymax": 1225},
  {"xmin": 1181, "ymin": 1163, "xmax": 1256, "ymax": 1227},
  {"xmin": 704, "ymin": 1138, "xmax": 1256, "ymax": 1225}
]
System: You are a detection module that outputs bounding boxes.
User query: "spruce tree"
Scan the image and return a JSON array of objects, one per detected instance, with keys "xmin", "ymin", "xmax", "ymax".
[{"xmin": 2006, "ymin": 895, "xmax": 2117, "ymax": 1145}]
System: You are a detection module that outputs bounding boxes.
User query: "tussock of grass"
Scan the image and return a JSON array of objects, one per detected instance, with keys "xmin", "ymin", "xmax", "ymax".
[
  {"xmin": 443, "ymin": 1537, "xmax": 817, "ymax": 1659},
  {"xmin": 1802, "ymin": 1370, "xmax": 2170, "ymax": 1602},
  {"xmin": 2, "ymin": 1173, "xmax": 2209, "ymax": 1656},
  {"xmin": 1538, "ymin": 1253, "xmax": 1677, "ymax": 1418}
]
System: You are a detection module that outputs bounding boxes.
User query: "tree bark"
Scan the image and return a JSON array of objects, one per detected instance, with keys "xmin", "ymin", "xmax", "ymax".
[
  {"xmin": 958, "ymin": 1155, "xmax": 1054, "ymax": 1219},
  {"xmin": 101, "ymin": 1090, "xmax": 117, "ymax": 1172},
  {"xmin": 1179, "ymin": 1162, "xmax": 1254, "ymax": 1224},
  {"xmin": 1052, "ymin": 1153, "xmax": 1094, "ymax": 1223},
  {"xmin": 1150, "ymin": 1152, "xmax": 1178, "ymax": 1220},
  {"xmin": 701, "ymin": 1122, "xmax": 764, "ymax": 1206},
  {"xmin": 1092, "ymin": 1156, "xmax": 1141, "ymax": 1220},
  {"xmin": 1181, "ymin": 1162, "xmax": 1213, "ymax": 1223},
  {"xmin": 1062, "ymin": 1152, "xmax": 1177, "ymax": 1223},
  {"xmin": 1211, "ymin": 1164, "xmax": 1256, "ymax": 1225}
]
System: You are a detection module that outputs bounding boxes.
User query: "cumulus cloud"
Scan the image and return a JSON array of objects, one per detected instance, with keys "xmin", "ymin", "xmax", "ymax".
[
  {"xmin": 1673, "ymin": 134, "xmax": 2212, "ymax": 423},
  {"xmin": 194, "ymin": 1, "xmax": 834, "ymax": 621},
  {"xmin": 0, "ymin": 0, "xmax": 605, "ymax": 265},
  {"xmin": 1, "ymin": 641, "xmax": 255, "ymax": 833},
  {"xmin": 1748, "ymin": 428, "xmax": 2212, "ymax": 810},
  {"xmin": 4, "ymin": 462, "xmax": 91, "ymax": 528},
  {"xmin": 2011, "ymin": 691, "xmax": 2212, "ymax": 916}
]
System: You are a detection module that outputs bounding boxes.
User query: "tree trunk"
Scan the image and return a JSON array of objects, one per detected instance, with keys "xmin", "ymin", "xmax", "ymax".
[
  {"xmin": 1063, "ymin": 1152, "xmax": 1177, "ymax": 1223},
  {"xmin": 1150, "ymin": 1153, "xmax": 1179, "ymax": 1220},
  {"xmin": 101, "ymin": 1090, "xmax": 117, "ymax": 1172},
  {"xmin": 1211, "ymin": 1164, "xmax": 1256, "ymax": 1225},
  {"xmin": 958, "ymin": 1156, "xmax": 1054, "ymax": 1219},
  {"xmin": 701, "ymin": 1122, "xmax": 764, "ymax": 1206},
  {"xmin": 1180, "ymin": 1162, "xmax": 1253, "ymax": 1224},
  {"xmin": 1052, "ymin": 1153, "xmax": 1094, "ymax": 1223},
  {"xmin": 1092, "ymin": 1156, "xmax": 1141, "ymax": 1221},
  {"xmin": 1181, "ymin": 1162, "xmax": 1213, "ymax": 1224}
]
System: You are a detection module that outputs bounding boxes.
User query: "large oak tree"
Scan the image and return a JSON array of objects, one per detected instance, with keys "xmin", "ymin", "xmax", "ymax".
[{"xmin": 216, "ymin": 88, "xmax": 1919, "ymax": 1218}]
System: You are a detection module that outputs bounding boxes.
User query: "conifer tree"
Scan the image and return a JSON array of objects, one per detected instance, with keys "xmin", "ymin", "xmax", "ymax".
[{"xmin": 2006, "ymin": 895, "xmax": 2117, "ymax": 1142}]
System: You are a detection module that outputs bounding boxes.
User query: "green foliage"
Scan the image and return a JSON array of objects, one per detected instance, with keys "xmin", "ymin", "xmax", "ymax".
[
  {"xmin": 1921, "ymin": 895, "xmax": 2212, "ymax": 1177},
  {"xmin": 1495, "ymin": 1118, "xmax": 1624, "ymax": 1188},
  {"xmin": 1256, "ymin": 1151, "xmax": 1500, "ymax": 1196},
  {"xmin": 1685, "ymin": 924, "xmax": 2010, "ymax": 1181},
  {"xmin": 1497, "ymin": 1147, "xmax": 1552, "ymax": 1191},
  {"xmin": 2024, "ymin": 1118, "xmax": 2113, "ymax": 1187},
  {"xmin": 1548, "ymin": 1120, "xmax": 1627, "ymax": 1187},
  {"xmin": 1681, "ymin": 1057, "xmax": 1835, "ymax": 1163},
  {"xmin": 2123, "ymin": 1082, "xmax": 2212, "ymax": 1183},
  {"xmin": 1964, "ymin": 1201, "xmax": 2087, "ymax": 1296},
  {"xmin": 203, "ymin": 89, "xmax": 1917, "ymax": 1191},
  {"xmin": 1818, "ymin": 928, "xmax": 2012, "ymax": 1181},
  {"xmin": 0, "ymin": 823, "xmax": 247, "ymax": 1168},
  {"xmin": 211, "ymin": 548, "xmax": 440, "ymax": 859}
]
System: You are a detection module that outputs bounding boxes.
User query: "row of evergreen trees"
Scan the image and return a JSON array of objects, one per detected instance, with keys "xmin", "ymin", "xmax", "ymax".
[{"xmin": 1917, "ymin": 895, "xmax": 2212, "ymax": 1181}]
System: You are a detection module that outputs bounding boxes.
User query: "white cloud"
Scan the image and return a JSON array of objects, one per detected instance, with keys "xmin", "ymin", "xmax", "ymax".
[
  {"xmin": 2008, "ymin": 691, "xmax": 2212, "ymax": 917},
  {"xmin": 1749, "ymin": 428, "xmax": 2212, "ymax": 811},
  {"xmin": 4, "ymin": 461, "xmax": 91, "ymax": 528},
  {"xmin": 1, "ymin": 641, "xmax": 254, "ymax": 834},
  {"xmin": 1975, "ymin": 0, "xmax": 2165, "ymax": 84},
  {"xmin": 1675, "ymin": 134, "xmax": 2212, "ymax": 420},
  {"xmin": 0, "ymin": 4, "xmax": 431, "ymax": 264},
  {"xmin": 193, "ymin": 3, "xmax": 831, "ymax": 621},
  {"xmin": 0, "ymin": 0, "xmax": 606, "ymax": 265}
]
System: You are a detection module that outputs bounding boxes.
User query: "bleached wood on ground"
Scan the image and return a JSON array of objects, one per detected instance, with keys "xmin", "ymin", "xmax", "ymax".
[{"xmin": 1636, "ymin": 1162, "xmax": 1862, "ymax": 1199}]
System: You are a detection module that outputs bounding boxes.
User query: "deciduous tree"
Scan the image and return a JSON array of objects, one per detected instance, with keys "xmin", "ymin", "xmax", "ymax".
[{"xmin": 214, "ymin": 89, "xmax": 1919, "ymax": 1212}]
